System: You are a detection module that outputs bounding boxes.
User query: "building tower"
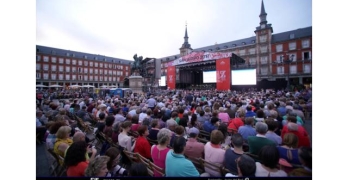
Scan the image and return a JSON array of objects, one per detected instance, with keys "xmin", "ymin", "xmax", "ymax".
[
  {"xmin": 179, "ymin": 23, "xmax": 193, "ymax": 56},
  {"xmin": 254, "ymin": 0, "xmax": 273, "ymax": 80}
]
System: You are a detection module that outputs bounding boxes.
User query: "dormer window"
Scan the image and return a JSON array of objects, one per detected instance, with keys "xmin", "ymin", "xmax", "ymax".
[
  {"xmin": 242, "ymin": 42, "xmax": 246, "ymax": 45},
  {"xmin": 232, "ymin": 44, "xmax": 236, "ymax": 47},
  {"xmin": 84, "ymin": 55, "xmax": 88, "ymax": 59},
  {"xmin": 224, "ymin": 45, "xmax": 228, "ymax": 48},
  {"xmin": 94, "ymin": 57, "xmax": 98, "ymax": 60},
  {"xmin": 290, "ymin": 33, "xmax": 295, "ymax": 39},
  {"xmin": 66, "ymin": 52, "xmax": 70, "ymax": 56}
]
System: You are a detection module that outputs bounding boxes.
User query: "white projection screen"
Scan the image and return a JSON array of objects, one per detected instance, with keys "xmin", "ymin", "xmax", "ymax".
[
  {"xmin": 203, "ymin": 71, "xmax": 216, "ymax": 83},
  {"xmin": 160, "ymin": 76, "xmax": 166, "ymax": 86},
  {"xmin": 231, "ymin": 69, "xmax": 257, "ymax": 85}
]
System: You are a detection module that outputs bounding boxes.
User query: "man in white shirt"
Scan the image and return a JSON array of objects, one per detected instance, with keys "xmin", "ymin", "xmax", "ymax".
[{"xmin": 146, "ymin": 95, "xmax": 157, "ymax": 110}]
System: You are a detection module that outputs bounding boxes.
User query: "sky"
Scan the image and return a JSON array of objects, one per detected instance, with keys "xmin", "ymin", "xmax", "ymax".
[{"xmin": 36, "ymin": 0, "xmax": 312, "ymax": 60}]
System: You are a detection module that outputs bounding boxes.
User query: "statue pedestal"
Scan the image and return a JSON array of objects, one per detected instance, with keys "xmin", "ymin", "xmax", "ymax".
[{"xmin": 129, "ymin": 75, "xmax": 143, "ymax": 94}]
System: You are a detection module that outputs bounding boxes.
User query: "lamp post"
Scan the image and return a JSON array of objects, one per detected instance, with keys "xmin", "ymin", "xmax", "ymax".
[{"xmin": 282, "ymin": 54, "xmax": 294, "ymax": 91}]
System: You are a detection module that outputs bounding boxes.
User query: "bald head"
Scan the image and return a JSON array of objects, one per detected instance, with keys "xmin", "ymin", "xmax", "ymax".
[{"xmin": 73, "ymin": 132, "xmax": 86, "ymax": 142}]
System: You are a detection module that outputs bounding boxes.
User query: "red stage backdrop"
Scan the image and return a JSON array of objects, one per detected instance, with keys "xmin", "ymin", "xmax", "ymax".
[
  {"xmin": 216, "ymin": 58, "xmax": 231, "ymax": 91},
  {"xmin": 167, "ymin": 66, "xmax": 176, "ymax": 90}
]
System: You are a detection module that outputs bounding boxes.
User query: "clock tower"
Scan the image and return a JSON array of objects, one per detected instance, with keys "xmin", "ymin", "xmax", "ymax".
[
  {"xmin": 179, "ymin": 23, "xmax": 193, "ymax": 57},
  {"xmin": 254, "ymin": 0, "xmax": 273, "ymax": 78}
]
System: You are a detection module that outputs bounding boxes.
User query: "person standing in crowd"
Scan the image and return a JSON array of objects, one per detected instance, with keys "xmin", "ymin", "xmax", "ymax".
[{"xmin": 146, "ymin": 95, "xmax": 157, "ymax": 110}]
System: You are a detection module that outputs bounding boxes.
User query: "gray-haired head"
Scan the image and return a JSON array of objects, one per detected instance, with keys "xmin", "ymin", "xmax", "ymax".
[
  {"xmin": 157, "ymin": 128, "xmax": 172, "ymax": 145},
  {"xmin": 255, "ymin": 122, "xmax": 268, "ymax": 134}
]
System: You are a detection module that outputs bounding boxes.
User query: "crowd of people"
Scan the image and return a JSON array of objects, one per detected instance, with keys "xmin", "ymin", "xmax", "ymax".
[{"xmin": 36, "ymin": 87, "xmax": 312, "ymax": 177}]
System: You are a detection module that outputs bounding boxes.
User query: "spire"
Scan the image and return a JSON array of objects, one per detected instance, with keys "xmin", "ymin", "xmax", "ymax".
[
  {"xmin": 181, "ymin": 21, "xmax": 192, "ymax": 49},
  {"xmin": 259, "ymin": 0, "xmax": 267, "ymax": 25}
]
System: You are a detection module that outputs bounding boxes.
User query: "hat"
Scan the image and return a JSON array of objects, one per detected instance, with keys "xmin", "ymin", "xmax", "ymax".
[{"xmin": 188, "ymin": 127, "xmax": 199, "ymax": 136}]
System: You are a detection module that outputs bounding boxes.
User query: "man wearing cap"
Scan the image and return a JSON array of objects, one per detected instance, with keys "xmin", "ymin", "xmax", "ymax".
[{"xmin": 184, "ymin": 127, "xmax": 204, "ymax": 159}]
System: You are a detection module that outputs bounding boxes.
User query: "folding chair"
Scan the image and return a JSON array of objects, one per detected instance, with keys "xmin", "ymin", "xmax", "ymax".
[
  {"xmin": 137, "ymin": 153, "xmax": 165, "ymax": 177},
  {"xmin": 199, "ymin": 158, "xmax": 224, "ymax": 177},
  {"xmin": 146, "ymin": 137, "xmax": 158, "ymax": 146}
]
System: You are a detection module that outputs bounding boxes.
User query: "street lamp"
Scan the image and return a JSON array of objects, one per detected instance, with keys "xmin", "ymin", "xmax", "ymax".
[{"xmin": 282, "ymin": 54, "xmax": 294, "ymax": 91}]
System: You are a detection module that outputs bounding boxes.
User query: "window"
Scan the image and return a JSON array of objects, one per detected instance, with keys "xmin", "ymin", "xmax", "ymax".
[
  {"xmin": 239, "ymin": 49, "xmax": 246, "ymax": 56},
  {"xmin": 51, "ymin": 65, "xmax": 56, "ymax": 71},
  {"xmin": 302, "ymin": 39, "xmax": 310, "ymax": 48},
  {"xmin": 260, "ymin": 46, "xmax": 268, "ymax": 53},
  {"xmin": 84, "ymin": 76, "xmax": 88, "ymax": 81},
  {"xmin": 100, "ymin": 76, "xmax": 103, "ymax": 81},
  {"xmin": 65, "ymin": 74, "xmax": 70, "ymax": 80},
  {"xmin": 290, "ymin": 33, "xmax": 295, "ymax": 39},
  {"xmin": 290, "ymin": 65, "xmax": 297, "ymax": 74},
  {"xmin": 89, "ymin": 68, "xmax": 93, "ymax": 74},
  {"xmin": 302, "ymin": 51, "xmax": 312, "ymax": 60},
  {"xmin": 304, "ymin": 64, "xmax": 311, "ymax": 73},
  {"xmin": 289, "ymin": 54, "xmax": 297, "ymax": 62},
  {"xmin": 121, "ymin": 66, "xmax": 123, "ymax": 70},
  {"xmin": 113, "ymin": 71, "xmax": 116, "ymax": 75},
  {"xmin": 36, "ymin": 55, "xmax": 41, "ymax": 61},
  {"xmin": 59, "ymin": 66, "xmax": 64, "ymax": 72},
  {"xmin": 120, "ymin": 71, "xmax": 123, "ymax": 76},
  {"xmin": 261, "ymin": 67, "xmax": 268, "ymax": 75},
  {"xmin": 89, "ymin": 75, "xmax": 93, "ymax": 81},
  {"xmin": 125, "ymin": 72, "xmax": 128, "ymax": 76},
  {"xmin": 66, "ymin": 59, "xmax": 70, "ymax": 64},
  {"xmin": 78, "ymin": 67, "xmax": 82, "ymax": 73},
  {"xmin": 59, "ymin": 74, "xmax": 64, "ymax": 80},
  {"xmin": 84, "ymin": 55, "xmax": 87, "ymax": 59},
  {"xmin": 51, "ymin": 74, "xmax": 56, "ymax": 80},
  {"xmin": 104, "ymin": 64, "xmax": 108, "ymax": 68},
  {"xmin": 126, "ymin": 66, "xmax": 128, "ymax": 70},
  {"xmin": 43, "ymin": 56, "xmax": 49, "ymax": 62},
  {"xmin": 79, "ymin": 75, "xmax": 82, "ymax": 80},
  {"xmin": 260, "ymin": 56, "xmax": 268, "ymax": 64},
  {"xmin": 78, "ymin": 60, "xmax": 82, "ymax": 66},
  {"xmin": 51, "ymin": 57, "xmax": 57, "ymax": 63},
  {"xmin": 276, "ymin": 44, "xmax": 283, "ymax": 52},
  {"xmin": 94, "ymin": 62, "xmax": 98, "ymax": 67},
  {"xmin": 249, "ymin": 48, "xmax": 255, "ymax": 55},
  {"xmin": 276, "ymin": 55, "xmax": 283, "ymax": 63},
  {"xmin": 66, "ymin": 53, "xmax": 70, "ymax": 57},
  {"xmin": 72, "ymin": 75, "xmax": 76, "ymax": 80},
  {"xmin": 94, "ymin": 69, "xmax": 98, "ymax": 74},
  {"xmin": 72, "ymin": 67, "xmax": 76, "ymax": 73},
  {"xmin": 90, "ymin": 62, "xmax": 93, "ymax": 67},
  {"xmin": 249, "ymin": 57, "xmax": 256, "ymax": 65},
  {"xmin": 94, "ymin": 76, "xmax": 98, "ymax": 81},
  {"xmin": 117, "ymin": 77, "xmax": 120, "ymax": 82},
  {"xmin": 277, "ymin": 66, "xmax": 284, "ymax": 74},
  {"xmin": 84, "ymin": 61, "xmax": 88, "ymax": 66},
  {"xmin": 99, "ymin": 70, "xmax": 103, "ymax": 75},
  {"xmin": 100, "ymin": 63, "xmax": 103, "ymax": 68},
  {"xmin": 259, "ymin": 35, "xmax": 267, "ymax": 43},
  {"xmin": 43, "ymin": 73, "xmax": 49, "ymax": 80},
  {"xmin": 59, "ymin": 58, "xmax": 64, "ymax": 64},
  {"xmin": 36, "ymin": 73, "xmax": 41, "ymax": 79},
  {"xmin": 289, "ymin": 42, "xmax": 296, "ymax": 50},
  {"xmin": 36, "ymin": 64, "xmax": 41, "ymax": 70},
  {"xmin": 109, "ymin": 77, "xmax": 112, "ymax": 81},
  {"xmin": 104, "ymin": 70, "xmax": 107, "ymax": 75},
  {"xmin": 109, "ymin": 64, "xmax": 112, "ymax": 68},
  {"xmin": 113, "ymin": 77, "xmax": 116, "ymax": 81},
  {"xmin": 109, "ymin": 70, "xmax": 112, "ymax": 75},
  {"xmin": 72, "ymin": 59, "xmax": 76, "ymax": 65},
  {"xmin": 104, "ymin": 76, "xmax": 107, "ymax": 81},
  {"xmin": 66, "ymin": 66, "xmax": 70, "ymax": 72}
]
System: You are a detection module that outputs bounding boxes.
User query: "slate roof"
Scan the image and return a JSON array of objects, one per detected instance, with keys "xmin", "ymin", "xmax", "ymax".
[
  {"xmin": 272, "ymin": 26, "xmax": 312, "ymax": 43},
  {"xmin": 36, "ymin": 45, "xmax": 133, "ymax": 64}
]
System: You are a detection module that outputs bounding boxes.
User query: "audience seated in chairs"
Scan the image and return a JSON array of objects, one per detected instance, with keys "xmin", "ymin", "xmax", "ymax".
[
  {"xmin": 64, "ymin": 141, "xmax": 95, "ymax": 177},
  {"xmin": 255, "ymin": 145, "xmax": 287, "ymax": 177},
  {"xmin": 248, "ymin": 122, "xmax": 276, "ymax": 155},
  {"xmin": 227, "ymin": 110, "xmax": 245, "ymax": 133},
  {"xmin": 224, "ymin": 133, "xmax": 244, "ymax": 175},
  {"xmin": 54, "ymin": 126, "xmax": 73, "ymax": 165},
  {"xmin": 184, "ymin": 127, "xmax": 204, "ymax": 159},
  {"xmin": 169, "ymin": 125, "xmax": 185, "ymax": 148},
  {"xmin": 204, "ymin": 130, "xmax": 225, "ymax": 177},
  {"xmin": 203, "ymin": 117, "xmax": 220, "ymax": 133},
  {"xmin": 278, "ymin": 133, "xmax": 301, "ymax": 165},
  {"xmin": 265, "ymin": 118, "xmax": 282, "ymax": 145},
  {"xmin": 148, "ymin": 119, "xmax": 160, "ymax": 140},
  {"xmin": 133, "ymin": 125, "xmax": 152, "ymax": 160},
  {"xmin": 85, "ymin": 156, "xmax": 110, "ymax": 177},
  {"xmin": 218, "ymin": 123, "xmax": 231, "ymax": 149},
  {"xmin": 281, "ymin": 116, "xmax": 311, "ymax": 148},
  {"xmin": 165, "ymin": 136, "xmax": 200, "ymax": 177},
  {"xmin": 288, "ymin": 146, "xmax": 312, "ymax": 177},
  {"xmin": 238, "ymin": 117, "xmax": 256, "ymax": 142},
  {"xmin": 131, "ymin": 115, "xmax": 140, "ymax": 132},
  {"xmin": 103, "ymin": 115, "xmax": 115, "ymax": 139},
  {"xmin": 151, "ymin": 128, "xmax": 172, "ymax": 177},
  {"xmin": 225, "ymin": 154, "xmax": 256, "ymax": 177},
  {"xmin": 118, "ymin": 121, "xmax": 136, "ymax": 166},
  {"xmin": 46, "ymin": 121, "xmax": 67, "ymax": 149},
  {"xmin": 104, "ymin": 147, "xmax": 128, "ymax": 177}
]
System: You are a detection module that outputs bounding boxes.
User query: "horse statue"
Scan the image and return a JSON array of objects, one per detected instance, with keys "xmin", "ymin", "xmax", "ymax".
[{"xmin": 131, "ymin": 54, "xmax": 143, "ymax": 75}]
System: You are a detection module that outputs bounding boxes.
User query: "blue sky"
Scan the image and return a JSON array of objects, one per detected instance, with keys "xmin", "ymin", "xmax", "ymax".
[{"xmin": 36, "ymin": 0, "xmax": 312, "ymax": 60}]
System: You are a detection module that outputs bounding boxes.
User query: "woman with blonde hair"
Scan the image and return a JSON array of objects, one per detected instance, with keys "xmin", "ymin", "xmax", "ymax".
[
  {"xmin": 85, "ymin": 156, "xmax": 110, "ymax": 177},
  {"xmin": 54, "ymin": 126, "xmax": 73, "ymax": 165},
  {"xmin": 277, "ymin": 133, "xmax": 301, "ymax": 165}
]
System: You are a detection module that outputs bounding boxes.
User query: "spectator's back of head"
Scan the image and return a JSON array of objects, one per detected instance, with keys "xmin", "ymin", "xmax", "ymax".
[
  {"xmin": 231, "ymin": 133, "xmax": 244, "ymax": 148},
  {"xmin": 298, "ymin": 147, "xmax": 312, "ymax": 169},
  {"xmin": 173, "ymin": 136, "xmax": 186, "ymax": 154},
  {"xmin": 237, "ymin": 154, "xmax": 256, "ymax": 177}
]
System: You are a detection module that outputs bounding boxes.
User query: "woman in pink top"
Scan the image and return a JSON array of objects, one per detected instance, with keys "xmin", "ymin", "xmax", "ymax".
[
  {"xmin": 204, "ymin": 130, "xmax": 226, "ymax": 177},
  {"xmin": 151, "ymin": 128, "xmax": 172, "ymax": 177},
  {"xmin": 218, "ymin": 107, "xmax": 230, "ymax": 124}
]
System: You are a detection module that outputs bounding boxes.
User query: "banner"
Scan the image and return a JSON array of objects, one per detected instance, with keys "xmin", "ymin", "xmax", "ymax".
[
  {"xmin": 167, "ymin": 52, "xmax": 232, "ymax": 66},
  {"xmin": 167, "ymin": 66, "xmax": 176, "ymax": 90},
  {"xmin": 216, "ymin": 58, "xmax": 231, "ymax": 91}
]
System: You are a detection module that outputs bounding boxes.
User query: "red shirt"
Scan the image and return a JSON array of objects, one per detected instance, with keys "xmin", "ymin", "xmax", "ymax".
[
  {"xmin": 67, "ymin": 161, "xmax": 89, "ymax": 177},
  {"xmin": 134, "ymin": 136, "xmax": 151, "ymax": 159},
  {"xmin": 227, "ymin": 118, "xmax": 244, "ymax": 131},
  {"xmin": 281, "ymin": 124, "xmax": 311, "ymax": 148}
]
